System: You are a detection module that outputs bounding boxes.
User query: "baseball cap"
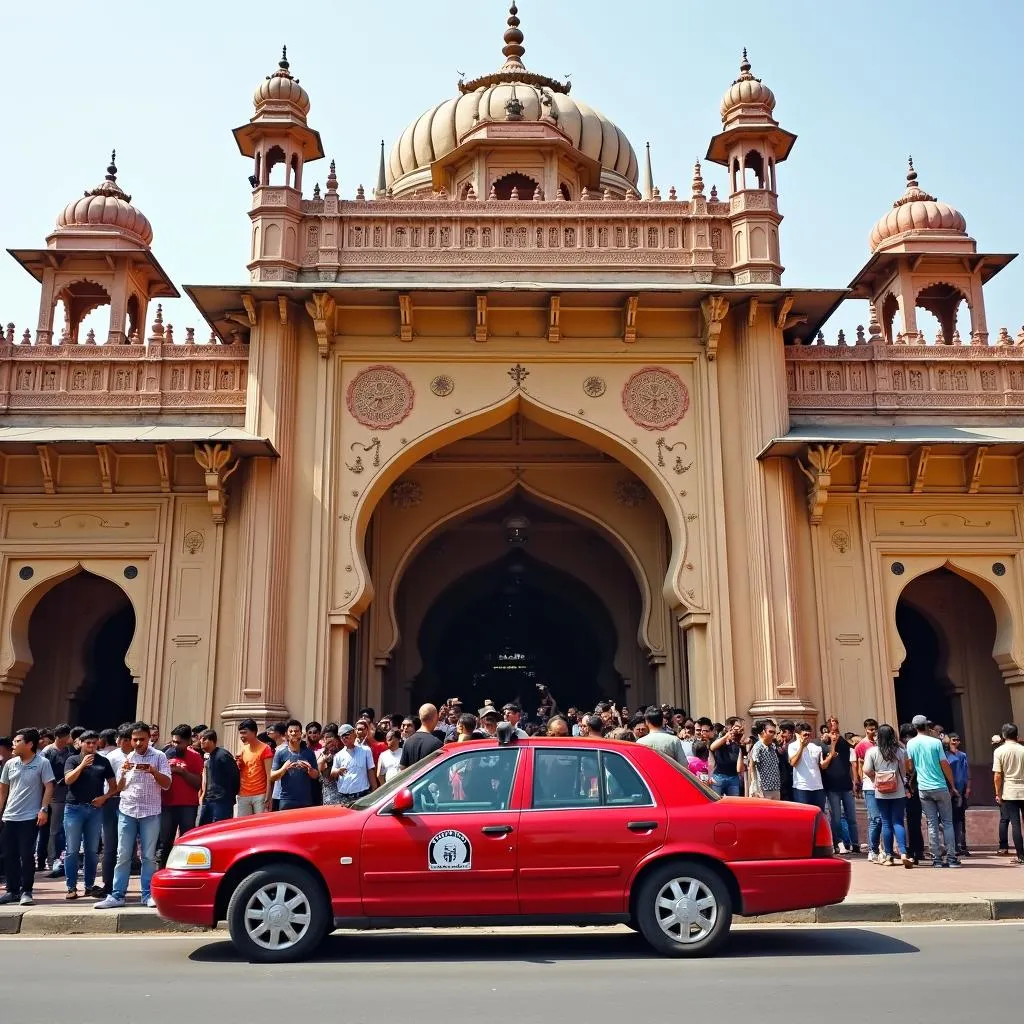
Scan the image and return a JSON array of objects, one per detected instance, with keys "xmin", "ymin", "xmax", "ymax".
[
  {"xmin": 338, "ymin": 724, "xmax": 355, "ymax": 737},
  {"xmin": 478, "ymin": 706, "xmax": 500, "ymax": 719},
  {"xmin": 911, "ymin": 714, "xmax": 929, "ymax": 728}
]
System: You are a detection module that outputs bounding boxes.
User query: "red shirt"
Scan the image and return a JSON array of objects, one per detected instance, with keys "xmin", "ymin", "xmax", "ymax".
[{"xmin": 163, "ymin": 745, "xmax": 204, "ymax": 807}]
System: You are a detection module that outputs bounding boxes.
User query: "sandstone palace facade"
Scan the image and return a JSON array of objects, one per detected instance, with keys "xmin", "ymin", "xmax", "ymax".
[{"xmin": 2, "ymin": 8, "xmax": 1022, "ymax": 788}]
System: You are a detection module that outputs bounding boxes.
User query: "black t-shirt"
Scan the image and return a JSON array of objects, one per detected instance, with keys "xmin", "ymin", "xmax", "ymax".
[
  {"xmin": 712, "ymin": 739, "xmax": 742, "ymax": 778},
  {"xmin": 203, "ymin": 746, "xmax": 241, "ymax": 802},
  {"xmin": 821, "ymin": 737, "xmax": 854, "ymax": 791},
  {"xmin": 399, "ymin": 731, "xmax": 443, "ymax": 769},
  {"xmin": 64, "ymin": 753, "xmax": 115, "ymax": 805}
]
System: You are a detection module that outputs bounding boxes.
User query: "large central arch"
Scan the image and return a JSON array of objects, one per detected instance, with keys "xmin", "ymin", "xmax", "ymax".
[{"xmin": 346, "ymin": 391, "xmax": 691, "ymax": 620}]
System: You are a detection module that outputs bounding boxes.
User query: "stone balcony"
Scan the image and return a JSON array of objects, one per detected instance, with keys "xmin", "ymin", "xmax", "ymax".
[
  {"xmin": 787, "ymin": 326, "xmax": 1024, "ymax": 421},
  {"xmin": 0, "ymin": 321, "xmax": 248, "ymax": 421}
]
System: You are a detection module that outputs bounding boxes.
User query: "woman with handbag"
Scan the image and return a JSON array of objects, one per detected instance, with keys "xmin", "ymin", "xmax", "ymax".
[{"xmin": 863, "ymin": 724, "xmax": 914, "ymax": 868}]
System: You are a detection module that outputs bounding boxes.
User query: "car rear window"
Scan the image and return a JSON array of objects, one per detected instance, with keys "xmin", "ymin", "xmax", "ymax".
[{"xmin": 532, "ymin": 748, "xmax": 654, "ymax": 809}]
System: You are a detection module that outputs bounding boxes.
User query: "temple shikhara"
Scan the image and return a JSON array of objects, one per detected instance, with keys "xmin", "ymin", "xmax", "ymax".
[{"xmin": 2, "ymin": 6, "xmax": 1022, "ymax": 783}]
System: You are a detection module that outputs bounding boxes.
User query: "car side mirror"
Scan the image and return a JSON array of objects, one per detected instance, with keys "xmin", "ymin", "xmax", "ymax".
[{"xmin": 391, "ymin": 788, "xmax": 414, "ymax": 815}]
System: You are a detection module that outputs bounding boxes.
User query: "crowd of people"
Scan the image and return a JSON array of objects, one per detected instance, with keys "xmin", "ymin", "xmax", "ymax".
[{"xmin": 0, "ymin": 693, "xmax": 1021, "ymax": 911}]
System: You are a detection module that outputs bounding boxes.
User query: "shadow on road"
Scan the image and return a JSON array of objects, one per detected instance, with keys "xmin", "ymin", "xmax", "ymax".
[{"xmin": 188, "ymin": 926, "xmax": 917, "ymax": 965}]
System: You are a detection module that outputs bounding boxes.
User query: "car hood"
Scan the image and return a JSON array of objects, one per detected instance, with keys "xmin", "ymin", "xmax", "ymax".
[{"xmin": 179, "ymin": 805, "xmax": 361, "ymax": 846}]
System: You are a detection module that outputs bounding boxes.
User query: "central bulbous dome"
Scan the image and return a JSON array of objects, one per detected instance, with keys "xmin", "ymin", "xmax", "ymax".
[{"xmin": 387, "ymin": 4, "xmax": 637, "ymax": 193}]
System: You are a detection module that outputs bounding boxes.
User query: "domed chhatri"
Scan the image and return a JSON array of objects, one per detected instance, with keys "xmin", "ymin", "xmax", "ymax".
[
  {"xmin": 388, "ymin": 4, "xmax": 638, "ymax": 194},
  {"xmin": 253, "ymin": 45, "xmax": 310, "ymax": 120},
  {"xmin": 54, "ymin": 151, "xmax": 153, "ymax": 248},
  {"xmin": 869, "ymin": 157, "xmax": 968, "ymax": 253},
  {"xmin": 719, "ymin": 48, "xmax": 776, "ymax": 124}
]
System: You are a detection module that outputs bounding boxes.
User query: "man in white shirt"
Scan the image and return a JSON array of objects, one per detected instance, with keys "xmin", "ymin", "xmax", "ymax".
[
  {"xmin": 787, "ymin": 722, "xmax": 836, "ymax": 811},
  {"xmin": 330, "ymin": 725, "xmax": 377, "ymax": 807}
]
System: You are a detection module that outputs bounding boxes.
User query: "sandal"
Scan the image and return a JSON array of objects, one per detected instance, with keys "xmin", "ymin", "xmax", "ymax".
[
  {"xmin": 64, "ymin": 889, "xmax": 79, "ymax": 901},
  {"xmin": 901, "ymin": 855, "xmax": 914, "ymax": 869}
]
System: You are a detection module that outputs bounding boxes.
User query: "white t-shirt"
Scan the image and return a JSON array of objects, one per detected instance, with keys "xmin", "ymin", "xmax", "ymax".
[
  {"xmin": 376, "ymin": 748, "xmax": 402, "ymax": 783},
  {"xmin": 332, "ymin": 745, "xmax": 374, "ymax": 794},
  {"xmin": 788, "ymin": 739, "xmax": 824, "ymax": 792}
]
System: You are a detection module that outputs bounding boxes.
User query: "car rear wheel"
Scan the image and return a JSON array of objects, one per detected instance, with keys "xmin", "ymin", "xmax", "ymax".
[
  {"xmin": 226, "ymin": 864, "xmax": 329, "ymax": 963},
  {"xmin": 634, "ymin": 861, "xmax": 732, "ymax": 957}
]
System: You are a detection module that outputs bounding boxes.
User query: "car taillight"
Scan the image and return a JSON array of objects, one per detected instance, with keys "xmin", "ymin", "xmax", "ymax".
[{"xmin": 812, "ymin": 812, "xmax": 833, "ymax": 857}]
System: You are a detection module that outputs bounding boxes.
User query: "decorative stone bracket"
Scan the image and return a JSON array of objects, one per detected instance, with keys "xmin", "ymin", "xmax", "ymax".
[
  {"xmin": 798, "ymin": 444, "xmax": 843, "ymax": 525},
  {"xmin": 194, "ymin": 443, "xmax": 240, "ymax": 524},
  {"xmin": 305, "ymin": 292, "xmax": 337, "ymax": 359},
  {"xmin": 700, "ymin": 296, "xmax": 730, "ymax": 360}
]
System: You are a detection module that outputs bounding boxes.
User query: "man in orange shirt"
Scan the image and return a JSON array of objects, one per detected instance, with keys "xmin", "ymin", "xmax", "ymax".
[{"xmin": 235, "ymin": 719, "xmax": 273, "ymax": 816}]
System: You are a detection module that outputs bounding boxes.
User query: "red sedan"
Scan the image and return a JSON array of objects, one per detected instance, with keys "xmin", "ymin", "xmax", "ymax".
[{"xmin": 153, "ymin": 734, "xmax": 849, "ymax": 961}]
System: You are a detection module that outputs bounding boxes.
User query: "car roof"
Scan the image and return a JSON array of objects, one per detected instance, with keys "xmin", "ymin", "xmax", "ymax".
[{"xmin": 443, "ymin": 736, "xmax": 645, "ymax": 751}]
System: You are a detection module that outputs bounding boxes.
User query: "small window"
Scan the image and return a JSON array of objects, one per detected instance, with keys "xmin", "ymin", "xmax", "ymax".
[
  {"xmin": 409, "ymin": 749, "xmax": 519, "ymax": 813},
  {"xmin": 532, "ymin": 749, "xmax": 653, "ymax": 809}
]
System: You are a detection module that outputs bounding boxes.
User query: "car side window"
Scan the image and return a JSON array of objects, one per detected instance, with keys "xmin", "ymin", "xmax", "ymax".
[
  {"xmin": 532, "ymin": 749, "xmax": 653, "ymax": 809},
  {"xmin": 409, "ymin": 749, "xmax": 519, "ymax": 813}
]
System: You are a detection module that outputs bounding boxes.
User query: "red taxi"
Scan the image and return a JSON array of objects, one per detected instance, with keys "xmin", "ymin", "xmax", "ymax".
[{"xmin": 153, "ymin": 732, "xmax": 849, "ymax": 961}]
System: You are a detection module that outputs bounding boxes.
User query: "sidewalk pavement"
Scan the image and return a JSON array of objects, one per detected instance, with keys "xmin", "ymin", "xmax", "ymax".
[{"xmin": 0, "ymin": 852, "xmax": 1020, "ymax": 936}]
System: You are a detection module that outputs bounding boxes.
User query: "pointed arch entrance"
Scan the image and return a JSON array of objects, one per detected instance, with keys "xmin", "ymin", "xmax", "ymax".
[
  {"xmin": 895, "ymin": 567, "xmax": 1012, "ymax": 799},
  {"xmin": 13, "ymin": 571, "xmax": 137, "ymax": 729}
]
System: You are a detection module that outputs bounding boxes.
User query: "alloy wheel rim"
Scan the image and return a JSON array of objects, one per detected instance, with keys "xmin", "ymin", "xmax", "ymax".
[
  {"xmin": 654, "ymin": 876, "xmax": 718, "ymax": 943},
  {"xmin": 243, "ymin": 882, "xmax": 312, "ymax": 950}
]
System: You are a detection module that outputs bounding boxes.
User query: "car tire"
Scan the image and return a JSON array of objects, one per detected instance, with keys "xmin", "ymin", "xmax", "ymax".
[
  {"xmin": 633, "ymin": 860, "xmax": 732, "ymax": 957},
  {"xmin": 226, "ymin": 863, "xmax": 329, "ymax": 963}
]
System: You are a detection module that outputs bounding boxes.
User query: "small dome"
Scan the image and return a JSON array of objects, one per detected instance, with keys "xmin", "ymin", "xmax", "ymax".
[
  {"xmin": 869, "ymin": 159, "xmax": 968, "ymax": 252},
  {"xmin": 54, "ymin": 152, "xmax": 153, "ymax": 247},
  {"xmin": 720, "ymin": 50, "xmax": 776, "ymax": 122},
  {"xmin": 253, "ymin": 47, "xmax": 310, "ymax": 119}
]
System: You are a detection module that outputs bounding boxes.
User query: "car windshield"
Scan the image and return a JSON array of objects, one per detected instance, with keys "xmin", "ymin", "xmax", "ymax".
[
  {"xmin": 347, "ymin": 749, "xmax": 447, "ymax": 810},
  {"xmin": 657, "ymin": 751, "xmax": 720, "ymax": 801}
]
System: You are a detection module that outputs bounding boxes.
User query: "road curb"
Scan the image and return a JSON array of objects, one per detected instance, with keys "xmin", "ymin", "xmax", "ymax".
[{"xmin": 1, "ymin": 897, "xmax": 1023, "ymax": 935}]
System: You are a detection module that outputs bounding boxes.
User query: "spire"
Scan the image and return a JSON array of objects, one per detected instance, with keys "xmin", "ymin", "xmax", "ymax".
[
  {"xmin": 326, "ymin": 159, "xmax": 338, "ymax": 194},
  {"xmin": 106, "ymin": 150, "xmax": 117, "ymax": 184},
  {"xmin": 691, "ymin": 158, "xmax": 705, "ymax": 197},
  {"xmin": 501, "ymin": 3, "xmax": 526, "ymax": 71},
  {"xmin": 86, "ymin": 149, "xmax": 131, "ymax": 202},
  {"xmin": 893, "ymin": 154, "xmax": 937, "ymax": 207},
  {"xmin": 376, "ymin": 140, "xmax": 387, "ymax": 197},
  {"xmin": 643, "ymin": 142, "xmax": 654, "ymax": 200}
]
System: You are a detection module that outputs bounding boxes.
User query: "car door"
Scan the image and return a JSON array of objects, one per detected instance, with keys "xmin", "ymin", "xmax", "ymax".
[
  {"xmin": 517, "ymin": 745, "xmax": 667, "ymax": 915},
  {"xmin": 360, "ymin": 746, "xmax": 523, "ymax": 918}
]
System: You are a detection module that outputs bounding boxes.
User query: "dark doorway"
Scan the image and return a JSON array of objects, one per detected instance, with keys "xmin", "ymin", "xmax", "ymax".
[
  {"xmin": 414, "ymin": 551, "xmax": 620, "ymax": 716},
  {"xmin": 17, "ymin": 571, "xmax": 137, "ymax": 728},
  {"xmin": 75, "ymin": 602, "xmax": 137, "ymax": 728},
  {"xmin": 894, "ymin": 599, "xmax": 954, "ymax": 731}
]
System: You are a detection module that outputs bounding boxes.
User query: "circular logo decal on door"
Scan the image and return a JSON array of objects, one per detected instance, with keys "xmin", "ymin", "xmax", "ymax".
[{"xmin": 428, "ymin": 829, "xmax": 472, "ymax": 871}]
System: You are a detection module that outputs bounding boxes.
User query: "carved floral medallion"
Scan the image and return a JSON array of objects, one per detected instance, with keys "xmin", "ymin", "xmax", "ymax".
[
  {"xmin": 346, "ymin": 365, "xmax": 415, "ymax": 429},
  {"xmin": 621, "ymin": 366, "xmax": 689, "ymax": 430}
]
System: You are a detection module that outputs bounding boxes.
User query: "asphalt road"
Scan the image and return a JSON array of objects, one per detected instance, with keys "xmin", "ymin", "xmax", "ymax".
[{"xmin": 3, "ymin": 924, "xmax": 1018, "ymax": 1020}]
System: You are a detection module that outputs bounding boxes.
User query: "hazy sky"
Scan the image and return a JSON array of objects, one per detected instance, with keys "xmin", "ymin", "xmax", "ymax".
[{"xmin": 3, "ymin": 0, "xmax": 1022, "ymax": 342}]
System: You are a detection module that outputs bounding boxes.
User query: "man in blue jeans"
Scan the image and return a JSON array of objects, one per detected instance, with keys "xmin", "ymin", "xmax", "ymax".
[
  {"xmin": 821, "ymin": 716, "xmax": 860, "ymax": 853},
  {"xmin": 197, "ymin": 730, "xmax": 240, "ymax": 825},
  {"xmin": 709, "ymin": 717, "xmax": 746, "ymax": 797},
  {"xmin": 95, "ymin": 722, "xmax": 171, "ymax": 909},
  {"xmin": 907, "ymin": 714, "xmax": 961, "ymax": 868},
  {"xmin": 62, "ymin": 731, "xmax": 117, "ymax": 900}
]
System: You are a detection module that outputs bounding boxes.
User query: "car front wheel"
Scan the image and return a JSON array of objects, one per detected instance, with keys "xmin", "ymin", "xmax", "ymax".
[
  {"xmin": 226, "ymin": 864, "xmax": 330, "ymax": 963},
  {"xmin": 634, "ymin": 860, "xmax": 732, "ymax": 957}
]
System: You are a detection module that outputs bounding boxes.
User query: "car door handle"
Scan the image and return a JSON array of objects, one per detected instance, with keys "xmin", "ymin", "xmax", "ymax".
[
  {"xmin": 626, "ymin": 821, "xmax": 659, "ymax": 832},
  {"xmin": 481, "ymin": 825, "xmax": 514, "ymax": 836}
]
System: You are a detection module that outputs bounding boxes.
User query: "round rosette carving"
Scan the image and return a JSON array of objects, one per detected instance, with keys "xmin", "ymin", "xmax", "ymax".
[
  {"xmin": 346, "ymin": 365, "xmax": 415, "ymax": 429},
  {"xmin": 621, "ymin": 366, "xmax": 689, "ymax": 430}
]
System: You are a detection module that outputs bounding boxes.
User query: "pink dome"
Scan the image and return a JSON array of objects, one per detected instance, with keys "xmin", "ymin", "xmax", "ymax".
[
  {"xmin": 54, "ymin": 153, "xmax": 153, "ymax": 247},
  {"xmin": 720, "ymin": 50, "xmax": 776, "ymax": 121},
  {"xmin": 869, "ymin": 160, "xmax": 967, "ymax": 252},
  {"xmin": 253, "ymin": 47, "xmax": 310, "ymax": 118}
]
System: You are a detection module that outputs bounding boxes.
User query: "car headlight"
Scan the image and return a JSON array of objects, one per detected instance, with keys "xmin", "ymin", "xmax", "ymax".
[{"xmin": 165, "ymin": 845, "xmax": 212, "ymax": 870}]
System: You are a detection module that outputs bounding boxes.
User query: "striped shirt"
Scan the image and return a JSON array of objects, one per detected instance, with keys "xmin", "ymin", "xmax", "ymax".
[{"xmin": 119, "ymin": 746, "xmax": 170, "ymax": 819}]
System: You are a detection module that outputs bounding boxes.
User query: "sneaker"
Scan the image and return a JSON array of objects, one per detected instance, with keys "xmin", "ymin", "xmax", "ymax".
[
  {"xmin": 877, "ymin": 855, "xmax": 892, "ymax": 866},
  {"xmin": 996, "ymin": 848, "xmax": 1011, "ymax": 856},
  {"xmin": 64, "ymin": 889, "xmax": 79, "ymax": 901},
  {"xmin": 930, "ymin": 860, "xmax": 944, "ymax": 867},
  {"xmin": 94, "ymin": 895, "xmax": 126, "ymax": 910},
  {"xmin": 866, "ymin": 851, "xmax": 877, "ymax": 863},
  {"xmin": 145, "ymin": 897, "xmax": 157, "ymax": 909},
  {"xmin": 960, "ymin": 848, "xmax": 972, "ymax": 857},
  {"xmin": 46, "ymin": 866, "xmax": 64, "ymax": 879},
  {"xmin": 85, "ymin": 885, "xmax": 106, "ymax": 899},
  {"xmin": 0, "ymin": 892, "xmax": 19, "ymax": 905},
  {"xmin": 948, "ymin": 860, "xmax": 962, "ymax": 869},
  {"xmin": 19, "ymin": 894, "xmax": 34, "ymax": 906},
  {"xmin": 1013, "ymin": 857, "xmax": 1024, "ymax": 865}
]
